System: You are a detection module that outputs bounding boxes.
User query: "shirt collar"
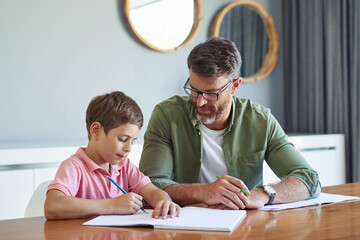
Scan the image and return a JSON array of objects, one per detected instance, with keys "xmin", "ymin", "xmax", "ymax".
[{"xmin": 76, "ymin": 148, "xmax": 124, "ymax": 174}]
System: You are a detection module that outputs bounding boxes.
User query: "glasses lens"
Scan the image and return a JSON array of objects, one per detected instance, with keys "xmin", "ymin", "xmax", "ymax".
[
  {"xmin": 202, "ymin": 93, "xmax": 218, "ymax": 101},
  {"xmin": 184, "ymin": 87, "xmax": 198, "ymax": 98}
]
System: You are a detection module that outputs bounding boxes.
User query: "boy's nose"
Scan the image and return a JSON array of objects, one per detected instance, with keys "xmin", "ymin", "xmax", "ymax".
[{"xmin": 123, "ymin": 142, "xmax": 132, "ymax": 152}]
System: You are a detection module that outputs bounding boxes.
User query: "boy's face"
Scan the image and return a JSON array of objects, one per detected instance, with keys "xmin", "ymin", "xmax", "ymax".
[{"xmin": 95, "ymin": 122, "xmax": 140, "ymax": 167}]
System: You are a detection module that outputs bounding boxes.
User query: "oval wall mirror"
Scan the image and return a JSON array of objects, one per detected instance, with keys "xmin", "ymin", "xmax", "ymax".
[
  {"xmin": 123, "ymin": 0, "xmax": 203, "ymax": 53},
  {"xmin": 210, "ymin": 1, "xmax": 279, "ymax": 83}
]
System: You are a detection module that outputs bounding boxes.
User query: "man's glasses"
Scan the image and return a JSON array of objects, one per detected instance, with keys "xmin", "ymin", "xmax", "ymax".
[{"xmin": 183, "ymin": 78, "xmax": 233, "ymax": 101}]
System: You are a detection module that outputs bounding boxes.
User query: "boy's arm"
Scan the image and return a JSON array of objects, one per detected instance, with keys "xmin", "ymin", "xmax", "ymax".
[
  {"xmin": 44, "ymin": 189, "xmax": 143, "ymax": 220},
  {"xmin": 139, "ymin": 183, "xmax": 180, "ymax": 219}
]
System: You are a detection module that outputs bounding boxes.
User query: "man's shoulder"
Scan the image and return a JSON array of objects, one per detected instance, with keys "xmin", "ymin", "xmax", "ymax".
[
  {"xmin": 234, "ymin": 98, "xmax": 271, "ymax": 117},
  {"xmin": 157, "ymin": 95, "xmax": 189, "ymax": 106},
  {"xmin": 154, "ymin": 95, "xmax": 191, "ymax": 113}
]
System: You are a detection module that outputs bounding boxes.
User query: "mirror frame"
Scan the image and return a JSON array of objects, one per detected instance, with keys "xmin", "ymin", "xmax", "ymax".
[
  {"xmin": 210, "ymin": 1, "xmax": 279, "ymax": 83},
  {"xmin": 123, "ymin": 0, "xmax": 203, "ymax": 53}
]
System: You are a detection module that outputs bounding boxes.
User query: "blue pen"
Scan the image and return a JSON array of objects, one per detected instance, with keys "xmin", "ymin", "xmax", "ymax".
[{"xmin": 108, "ymin": 176, "xmax": 148, "ymax": 214}]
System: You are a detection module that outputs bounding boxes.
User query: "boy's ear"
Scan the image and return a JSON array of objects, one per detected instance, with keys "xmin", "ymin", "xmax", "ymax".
[{"xmin": 90, "ymin": 122, "xmax": 102, "ymax": 140}]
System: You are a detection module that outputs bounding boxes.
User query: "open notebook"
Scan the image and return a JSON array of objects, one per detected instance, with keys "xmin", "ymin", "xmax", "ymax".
[
  {"xmin": 259, "ymin": 193, "xmax": 360, "ymax": 211},
  {"xmin": 83, "ymin": 206, "xmax": 246, "ymax": 232}
]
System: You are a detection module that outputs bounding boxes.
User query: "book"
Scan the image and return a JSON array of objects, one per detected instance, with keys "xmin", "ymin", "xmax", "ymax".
[
  {"xmin": 83, "ymin": 206, "xmax": 247, "ymax": 232},
  {"xmin": 259, "ymin": 193, "xmax": 360, "ymax": 211}
]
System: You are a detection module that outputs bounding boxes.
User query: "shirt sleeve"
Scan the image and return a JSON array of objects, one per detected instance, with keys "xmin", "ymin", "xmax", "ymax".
[
  {"xmin": 126, "ymin": 160, "xmax": 151, "ymax": 194},
  {"xmin": 265, "ymin": 112, "xmax": 321, "ymax": 198},
  {"xmin": 47, "ymin": 159, "xmax": 82, "ymax": 196},
  {"xmin": 139, "ymin": 105, "xmax": 179, "ymax": 190}
]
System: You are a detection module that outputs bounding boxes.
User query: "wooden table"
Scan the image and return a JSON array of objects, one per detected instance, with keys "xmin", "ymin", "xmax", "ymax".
[{"xmin": 1, "ymin": 183, "xmax": 360, "ymax": 240}]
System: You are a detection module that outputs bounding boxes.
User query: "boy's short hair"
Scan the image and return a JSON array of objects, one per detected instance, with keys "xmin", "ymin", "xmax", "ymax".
[{"xmin": 86, "ymin": 91, "xmax": 143, "ymax": 140}]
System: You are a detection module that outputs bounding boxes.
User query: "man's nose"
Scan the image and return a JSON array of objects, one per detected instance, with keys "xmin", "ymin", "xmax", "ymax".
[{"xmin": 196, "ymin": 94, "xmax": 208, "ymax": 106}]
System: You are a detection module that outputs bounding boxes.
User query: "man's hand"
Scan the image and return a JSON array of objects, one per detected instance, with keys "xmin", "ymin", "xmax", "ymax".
[
  {"xmin": 199, "ymin": 175, "xmax": 250, "ymax": 210},
  {"xmin": 244, "ymin": 188, "xmax": 269, "ymax": 209}
]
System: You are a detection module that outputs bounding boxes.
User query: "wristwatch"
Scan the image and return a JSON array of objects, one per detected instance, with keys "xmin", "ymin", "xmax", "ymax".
[{"xmin": 262, "ymin": 185, "xmax": 276, "ymax": 205}]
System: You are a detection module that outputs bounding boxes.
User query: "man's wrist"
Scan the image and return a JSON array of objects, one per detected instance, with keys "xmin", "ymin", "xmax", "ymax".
[
  {"xmin": 165, "ymin": 184, "xmax": 204, "ymax": 205},
  {"xmin": 252, "ymin": 187, "xmax": 271, "ymax": 206},
  {"xmin": 262, "ymin": 185, "xmax": 276, "ymax": 205}
]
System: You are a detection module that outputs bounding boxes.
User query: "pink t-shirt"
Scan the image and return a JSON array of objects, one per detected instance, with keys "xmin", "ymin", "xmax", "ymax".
[{"xmin": 48, "ymin": 148, "xmax": 151, "ymax": 199}]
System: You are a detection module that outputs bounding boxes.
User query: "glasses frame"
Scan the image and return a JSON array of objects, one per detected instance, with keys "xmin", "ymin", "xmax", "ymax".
[{"xmin": 183, "ymin": 78, "xmax": 234, "ymax": 101}]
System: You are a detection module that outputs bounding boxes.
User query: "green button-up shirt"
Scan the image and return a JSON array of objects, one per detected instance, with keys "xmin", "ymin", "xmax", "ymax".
[{"xmin": 139, "ymin": 96, "xmax": 320, "ymax": 197}]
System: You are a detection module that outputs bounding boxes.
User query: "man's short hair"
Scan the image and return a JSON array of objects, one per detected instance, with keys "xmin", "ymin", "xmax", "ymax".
[
  {"xmin": 86, "ymin": 91, "xmax": 143, "ymax": 140},
  {"xmin": 187, "ymin": 36, "xmax": 242, "ymax": 80}
]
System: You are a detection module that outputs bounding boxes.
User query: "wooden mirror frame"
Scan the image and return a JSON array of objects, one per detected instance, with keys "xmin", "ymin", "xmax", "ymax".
[
  {"xmin": 123, "ymin": 0, "xmax": 203, "ymax": 53},
  {"xmin": 210, "ymin": 1, "xmax": 279, "ymax": 83}
]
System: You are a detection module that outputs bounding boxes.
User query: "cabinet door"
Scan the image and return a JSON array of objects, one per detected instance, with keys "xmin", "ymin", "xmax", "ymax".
[
  {"xmin": 0, "ymin": 169, "xmax": 33, "ymax": 220},
  {"xmin": 262, "ymin": 150, "xmax": 342, "ymax": 187},
  {"xmin": 34, "ymin": 167, "xmax": 59, "ymax": 189},
  {"xmin": 301, "ymin": 149, "xmax": 342, "ymax": 186}
]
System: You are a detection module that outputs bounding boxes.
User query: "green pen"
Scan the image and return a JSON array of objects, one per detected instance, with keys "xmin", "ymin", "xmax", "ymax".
[{"xmin": 216, "ymin": 175, "xmax": 250, "ymax": 195}]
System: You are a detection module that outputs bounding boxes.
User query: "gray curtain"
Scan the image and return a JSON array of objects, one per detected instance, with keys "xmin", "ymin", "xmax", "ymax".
[{"xmin": 282, "ymin": 0, "xmax": 360, "ymax": 182}]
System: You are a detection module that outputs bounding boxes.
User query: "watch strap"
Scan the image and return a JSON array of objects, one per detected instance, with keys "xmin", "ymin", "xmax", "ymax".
[{"xmin": 262, "ymin": 185, "xmax": 276, "ymax": 205}]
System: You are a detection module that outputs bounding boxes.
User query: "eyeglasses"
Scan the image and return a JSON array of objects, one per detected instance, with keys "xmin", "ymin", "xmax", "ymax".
[{"xmin": 183, "ymin": 78, "xmax": 233, "ymax": 101}]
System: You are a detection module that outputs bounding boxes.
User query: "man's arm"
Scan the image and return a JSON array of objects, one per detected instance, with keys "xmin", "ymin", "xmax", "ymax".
[
  {"xmin": 164, "ymin": 176, "xmax": 311, "ymax": 210},
  {"xmin": 263, "ymin": 112, "xmax": 321, "ymax": 200},
  {"xmin": 246, "ymin": 177, "xmax": 311, "ymax": 209},
  {"xmin": 164, "ymin": 175, "xmax": 250, "ymax": 209},
  {"xmin": 165, "ymin": 176, "xmax": 311, "ymax": 210}
]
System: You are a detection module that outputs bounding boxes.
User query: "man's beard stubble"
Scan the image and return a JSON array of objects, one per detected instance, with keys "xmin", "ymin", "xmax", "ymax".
[{"xmin": 192, "ymin": 100, "xmax": 227, "ymax": 125}]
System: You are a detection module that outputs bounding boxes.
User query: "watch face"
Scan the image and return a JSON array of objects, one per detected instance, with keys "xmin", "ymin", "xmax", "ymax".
[{"xmin": 264, "ymin": 185, "xmax": 276, "ymax": 195}]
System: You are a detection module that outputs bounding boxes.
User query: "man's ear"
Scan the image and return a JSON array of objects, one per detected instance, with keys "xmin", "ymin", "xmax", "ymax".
[
  {"xmin": 90, "ymin": 122, "xmax": 102, "ymax": 140},
  {"xmin": 231, "ymin": 78, "xmax": 242, "ymax": 94}
]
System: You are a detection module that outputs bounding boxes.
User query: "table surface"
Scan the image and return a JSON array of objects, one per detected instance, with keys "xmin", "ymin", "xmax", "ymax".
[{"xmin": 1, "ymin": 183, "xmax": 360, "ymax": 240}]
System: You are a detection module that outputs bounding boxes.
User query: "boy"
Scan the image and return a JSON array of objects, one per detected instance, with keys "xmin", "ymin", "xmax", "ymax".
[{"xmin": 45, "ymin": 91, "xmax": 180, "ymax": 220}]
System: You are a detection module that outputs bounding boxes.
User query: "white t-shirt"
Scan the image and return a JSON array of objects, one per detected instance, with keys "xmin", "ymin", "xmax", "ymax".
[{"xmin": 198, "ymin": 123, "xmax": 228, "ymax": 183}]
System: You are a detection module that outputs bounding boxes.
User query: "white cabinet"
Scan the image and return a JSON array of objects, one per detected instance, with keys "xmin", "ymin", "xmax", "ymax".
[
  {"xmin": 0, "ymin": 166, "xmax": 59, "ymax": 220},
  {"xmin": 0, "ymin": 146, "xmax": 71, "ymax": 220},
  {"xmin": 263, "ymin": 134, "xmax": 346, "ymax": 187},
  {"xmin": 0, "ymin": 169, "xmax": 34, "ymax": 220}
]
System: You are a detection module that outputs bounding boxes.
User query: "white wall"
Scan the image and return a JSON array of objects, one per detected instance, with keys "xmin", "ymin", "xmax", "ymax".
[{"xmin": 0, "ymin": 0, "xmax": 283, "ymax": 150}]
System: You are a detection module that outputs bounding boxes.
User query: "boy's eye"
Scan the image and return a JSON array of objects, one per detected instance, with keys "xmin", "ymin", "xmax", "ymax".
[{"xmin": 118, "ymin": 138, "xmax": 126, "ymax": 142}]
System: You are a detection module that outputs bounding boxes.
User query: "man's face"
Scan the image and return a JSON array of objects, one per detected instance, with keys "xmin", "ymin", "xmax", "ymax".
[{"xmin": 189, "ymin": 72, "xmax": 234, "ymax": 125}]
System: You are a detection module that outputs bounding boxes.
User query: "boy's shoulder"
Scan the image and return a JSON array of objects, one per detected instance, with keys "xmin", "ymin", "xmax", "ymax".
[{"xmin": 60, "ymin": 148, "xmax": 89, "ymax": 170}]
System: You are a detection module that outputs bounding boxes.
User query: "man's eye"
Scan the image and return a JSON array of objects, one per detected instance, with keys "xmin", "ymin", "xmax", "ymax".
[{"xmin": 118, "ymin": 138, "xmax": 126, "ymax": 142}]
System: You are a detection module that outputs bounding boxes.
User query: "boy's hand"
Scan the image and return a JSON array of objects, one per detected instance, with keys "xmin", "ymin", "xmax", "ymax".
[
  {"xmin": 152, "ymin": 200, "xmax": 181, "ymax": 219},
  {"xmin": 111, "ymin": 192, "xmax": 144, "ymax": 214}
]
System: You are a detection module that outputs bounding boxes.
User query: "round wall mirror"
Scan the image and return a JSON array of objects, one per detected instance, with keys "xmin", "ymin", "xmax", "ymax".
[
  {"xmin": 211, "ymin": 1, "xmax": 279, "ymax": 83},
  {"xmin": 123, "ymin": 0, "xmax": 203, "ymax": 53}
]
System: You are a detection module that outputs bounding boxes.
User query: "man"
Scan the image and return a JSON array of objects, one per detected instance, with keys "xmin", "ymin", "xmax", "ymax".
[{"xmin": 139, "ymin": 37, "xmax": 320, "ymax": 209}]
